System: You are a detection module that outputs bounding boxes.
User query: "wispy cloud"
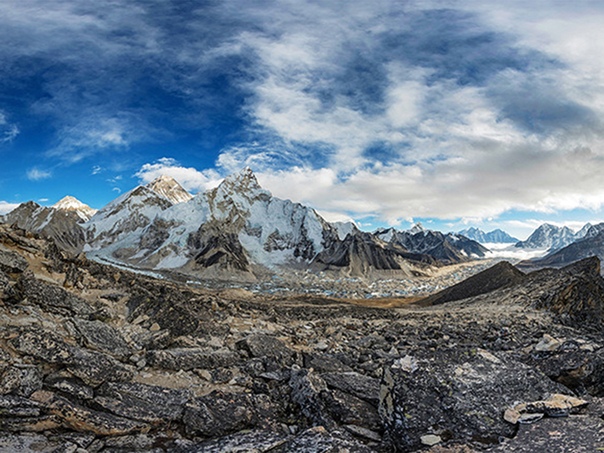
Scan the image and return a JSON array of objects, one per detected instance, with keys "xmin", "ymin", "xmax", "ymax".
[
  {"xmin": 0, "ymin": 112, "xmax": 19, "ymax": 143},
  {"xmin": 26, "ymin": 168, "xmax": 52, "ymax": 181}
]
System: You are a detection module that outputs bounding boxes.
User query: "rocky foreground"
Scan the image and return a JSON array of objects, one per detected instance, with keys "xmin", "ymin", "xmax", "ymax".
[{"xmin": 1, "ymin": 223, "xmax": 604, "ymax": 452}]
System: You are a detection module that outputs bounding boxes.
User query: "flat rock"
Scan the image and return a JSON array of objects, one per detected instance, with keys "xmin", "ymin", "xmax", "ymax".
[
  {"xmin": 15, "ymin": 274, "xmax": 93, "ymax": 317},
  {"xmin": 489, "ymin": 415, "xmax": 604, "ymax": 452},
  {"xmin": 321, "ymin": 371, "xmax": 381, "ymax": 406},
  {"xmin": 175, "ymin": 429, "xmax": 290, "ymax": 452},
  {"xmin": 71, "ymin": 319, "xmax": 132, "ymax": 358},
  {"xmin": 237, "ymin": 334, "xmax": 294, "ymax": 365},
  {"xmin": 95, "ymin": 381, "xmax": 192, "ymax": 423},
  {"xmin": 270, "ymin": 426, "xmax": 375, "ymax": 453}
]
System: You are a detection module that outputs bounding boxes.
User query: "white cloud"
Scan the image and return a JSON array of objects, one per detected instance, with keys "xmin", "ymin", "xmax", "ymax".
[
  {"xmin": 26, "ymin": 168, "xmax": 52, "ymax": 181},
  {"xmin": 0, "ymin": 201, "xmax": 19, "ymax": 215},
  {"xmin": 135, "ymin": 157, "xmax": 222, "ymax": 192}
]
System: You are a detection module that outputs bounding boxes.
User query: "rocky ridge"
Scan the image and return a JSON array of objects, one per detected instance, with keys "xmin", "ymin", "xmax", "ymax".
[{"xmin": 1, "ymin": 223, "xmax": 604, "ymax": 451}]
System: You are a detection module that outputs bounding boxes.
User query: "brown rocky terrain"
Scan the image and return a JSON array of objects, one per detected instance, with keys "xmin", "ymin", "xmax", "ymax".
[{"xmin": 0, "ymin": 223, "xmax": 604, "ymax": 452}]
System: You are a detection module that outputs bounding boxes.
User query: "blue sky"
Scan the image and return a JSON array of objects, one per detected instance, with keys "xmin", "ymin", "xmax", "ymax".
[{"xmin": 2, "ymin": 1, "xmax": 604, "ymax": 239}]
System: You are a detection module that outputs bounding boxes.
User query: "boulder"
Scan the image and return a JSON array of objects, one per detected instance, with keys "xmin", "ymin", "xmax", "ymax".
[
  {"xmin": 70, "ymin": 319, "xmax": 132, "ymax": 358},
  {"xmin": 94, "ymin": 381, "xmax": 192, "ymax": 424},
  {"xmin": 236, "ymin": 334, "xmax": 294, "ymax": 365},
  {"xmin": 379, "ymin": 348, "xmax": 568, "ymax": 450},
  {"xmin": 0, "ymin": 248, "xmax": 28, "ymax": 274},
  {"xmin": 321, "ymin": 371, "xmax": 381, "ymax": 406}
]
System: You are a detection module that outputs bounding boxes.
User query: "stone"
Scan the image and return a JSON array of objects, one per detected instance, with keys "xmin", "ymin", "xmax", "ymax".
[
  {"xmin": 0, "ymin": 395, "xmax": 41, "ymax": 417},
  {"xmin": 269, "ymin": 426, "xmax": 375, "ymax": 453},
  {"xmin": 236, "ymin": 334, "xmax": 294, "ymax": 365},
  {"xmin": 421, "ymin": 434, "xmax": 442, "ymax": 446},
  {"xmin": 0, "ymin": 365, "xmax": 43, "ymax": 397},
  {"xmin": 534, "ymin": 334, "xmax": 563, "ymax": 352},
  {"xmin": 70, "ymin": 319, "xmax": 132, "ymax": 358},
  {"xmin": 491, "ymin": 415, "xmax": 604, "ymax": 452},
  {"xmin": 288, "ymin": 369, "xmax": 333, "ymax": 428},
  {"xmin": 321, "ymin": 371, "xmax": 381, "ymax": 406},
  {"xmin": 183, "ymin": 391, "xmax": 274, "ymax": 437},
  {"xmin": 504, "ymin": 394, "xmax": 589, "ymax": 421},
  {"xmin": 176, "ymin": 429, "xmax": 290, "ymax": 452},
  {"xmin": 0, "ymin": 248, "xmax": 28, "ymax": 274}
]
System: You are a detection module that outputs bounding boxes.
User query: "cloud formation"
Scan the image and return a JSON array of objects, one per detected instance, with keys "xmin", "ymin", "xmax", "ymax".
[
  {"xmin": 3, "ymin": 0, "xmax": 604, "ymax": 231},
  {"xmin": 27, "ymin": 168, "xmax": 52, "ymax": 181}
]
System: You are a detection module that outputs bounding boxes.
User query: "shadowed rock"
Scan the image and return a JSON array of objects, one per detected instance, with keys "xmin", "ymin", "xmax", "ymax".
[{"xmin": 417, "ymin": 261, "xmax": 525, "ymax": 306}]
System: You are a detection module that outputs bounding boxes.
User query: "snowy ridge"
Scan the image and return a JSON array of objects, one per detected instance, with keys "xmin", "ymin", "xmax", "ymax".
[{"xmin": 145, "ymin": 175, "xmax": 193, "ymax": 204}]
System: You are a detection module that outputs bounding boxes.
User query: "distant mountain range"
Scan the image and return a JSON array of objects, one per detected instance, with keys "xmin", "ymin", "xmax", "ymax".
[
  {"xmin": 0, "ymin": 168, "xmax": 488, "ymax": 281},
  {"xmin": 458, "ymin": 227, "xmax": 518, "ymax": 244}
]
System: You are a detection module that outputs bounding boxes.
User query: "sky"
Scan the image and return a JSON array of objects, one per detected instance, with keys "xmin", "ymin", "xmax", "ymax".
[{"xmin": 2, "ymin": 1, "xmax": 604, "ymax": 239}]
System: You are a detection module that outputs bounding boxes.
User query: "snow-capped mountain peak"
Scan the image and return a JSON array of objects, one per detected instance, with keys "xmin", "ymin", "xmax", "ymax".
[
  {"xmin": 409, "ymin": 222, "xmax": 426, "ymax": 235},
  {"xmin": 146, "ymin": 175, "xmax": 193, "ymax": 204},
  {"xmin": 53, "ymin": 196, "xmax": 97, "ymax": 221}
]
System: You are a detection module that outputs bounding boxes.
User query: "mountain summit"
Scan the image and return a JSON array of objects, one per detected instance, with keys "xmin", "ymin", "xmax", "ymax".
[
  {"xmin": 53, "ymin": 196, "xmax": 97, "ymax": 221},
  {"xmin": 145, "ymin": 175, "xmax": 193, "ymax": 204}
]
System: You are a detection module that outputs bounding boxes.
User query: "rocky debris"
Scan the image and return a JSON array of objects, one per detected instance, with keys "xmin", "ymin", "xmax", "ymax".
[
  {"xmin": 2, "ymin": 223, "xmax": 604, "ymax": 451},
  {"xmin": 379, "ymin": 348, "xmax": 568, "ymax": 450}
]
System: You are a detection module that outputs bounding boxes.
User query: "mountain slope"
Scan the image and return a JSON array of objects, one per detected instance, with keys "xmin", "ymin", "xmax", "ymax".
[
  {"xmin": 515, "ymin": 223, "xmax": 580, "ymax": 251},
  {"xmin": 1, "ymin": 198, "xmax": 94, "ymax": 255},
  {"xmin": 417, "ymin": 261, "xmax": 525, "ymax": 306},
  {"xmin": 376, "ymin": 227, "xmax": 488, "ymax": 264},
  {"xmin": 518, "ymin": 227, "xmax": 604, "ymax": 273},
  {"xmin": 145, "ymin": 175, "xmax": 193, "ymax": 204}
]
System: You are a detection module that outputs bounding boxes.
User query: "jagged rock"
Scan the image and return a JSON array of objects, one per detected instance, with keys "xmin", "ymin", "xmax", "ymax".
[
  {"xmin": 30, "ymin": 390, "xmax": 150, "ymax": 436},
  {"xmin": 0, "ymin": 433, "xmax": 67, "ymax": 452},
  {"xmin": 0, "ymin": 365, "xmax": 43, "ymax": 397},
  {"xmin": 145, "ymin": 348, "xmax": 240, "ymax": 371},
  {"xmin": 0, "ymin": 415, "xmax": 63, "ymax": 432},
  {"xmin": 183, "ymin": 391, "xmax": 275, "ymax": 437},
  {"xmin": 0, "ymin": 248, "xmax": 28, "ymax": 274},
  {"xmin": 322, "ymin": 388, "xmax": 381, "ymax": 430},
  {"xmin": 379, "ymin": 348, "xmax": 568, "ymax": 450},
  {"xmin": 94, "ymin": 382, "xmax": 191, "ymax": 424},
  {"xmin": 236, "ymin": 334, "xmax": 294, "ymax": 365},
  {"xmin": 45, "ymin": 374, "xmax": 94, "ymax": 401},
  {"xmin": 70, "ymin": 319, "xmax": 132, "ymax": 358},
  {"xmin": 288, "ymin": 369, "xmax": 333, "ymax": 428},
  {"xmin": 321, "ymin": 371, "xmax": 381, "ymax": 406}
]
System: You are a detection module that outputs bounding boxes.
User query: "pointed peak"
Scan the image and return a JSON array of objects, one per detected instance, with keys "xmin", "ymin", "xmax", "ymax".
[
  {"xmin": 146, "ymin": 174, "xmax": 193, "ymax": 204},
  {"xmin": 53, "ymin": 196, "xmax": 97, "ymax": 221},
  {"xmin": 220, "ymin": 167, "xmax": 262, "ymax": 192},
  {"xmin": 409, "ymin": 222, "xmax": 426, "ymax": 234}
]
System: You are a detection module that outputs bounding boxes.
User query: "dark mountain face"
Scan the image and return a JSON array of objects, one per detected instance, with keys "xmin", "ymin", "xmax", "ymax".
[
  {"xmin": 378, "ymin": 229, "xmax": 488, "ymax": 264},
  {"xmin": 418, "ymin": 261, "xmax": 526, "ymax": 306},
  {"xmin": 3, "ymin": 201, "xmax": 86, "ymax": 256}
]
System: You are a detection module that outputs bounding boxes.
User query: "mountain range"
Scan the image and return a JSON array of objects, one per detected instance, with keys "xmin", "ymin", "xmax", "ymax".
[
  {"xmin": 458, "ymin": 227, "xmax": 519, "ymax": 244},
  {"xmin": 1, "ymin": 168, "xmax": 490, "ymax": 281}
]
